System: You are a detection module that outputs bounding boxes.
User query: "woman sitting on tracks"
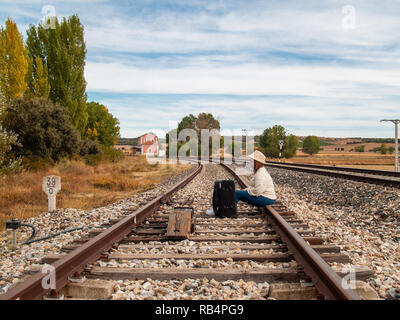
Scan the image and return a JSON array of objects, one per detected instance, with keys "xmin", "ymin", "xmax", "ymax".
[
  {"xmin": 236, "ymin": 150, "xmax": 277, "ymax": 207},
  {"xmin": 206, "ymin": 151, "xmax": 276, "ymax": 216}
]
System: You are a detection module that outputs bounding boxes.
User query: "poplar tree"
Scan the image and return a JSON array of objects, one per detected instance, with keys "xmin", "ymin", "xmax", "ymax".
[
  {"xmin": 26, "ymin": 14, "xmax": 88, "ymax": 136},
  {"xmin": 0, "ymin": 18, "xmax": 28, "ymax": 99},
  {"xmin": 27, "ymin": 56, "xmax": 50, "ymax": 98}
]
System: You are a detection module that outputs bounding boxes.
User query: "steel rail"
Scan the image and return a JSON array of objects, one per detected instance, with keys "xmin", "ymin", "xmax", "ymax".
[
  {"xmin": 265, "ymin": 160, "xmax": 400, "ymax": 178},
  {"xmin": 0, "ymin": 163, "xmax": 203, "ymax": 300},
  {"xmin": 219, "ymin": 162, "xmax": 361, "ymax": 300}
]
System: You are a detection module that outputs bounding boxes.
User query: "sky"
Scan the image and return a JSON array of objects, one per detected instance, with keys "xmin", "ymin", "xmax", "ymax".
[{"xmin": 1, "ymin": 0, "xmax": 400, "ymax": 138}]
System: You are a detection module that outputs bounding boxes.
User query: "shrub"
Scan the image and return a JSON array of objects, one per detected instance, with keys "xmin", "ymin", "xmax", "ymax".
[
  {"xmin": 79, "ymin": 138, "xmax": 103, "ymax": 156},
  {"xmin": 101, "ymin": 146, "xmax": 124, "ymax": 163},
  {"xmin": 354, "ymin": 145, "xmax": 365, "ymax": 152},
  {"xmin": 2, "ymin": 97, "xmax": 80, "ymax": 162},
  {"xmin": 83, "ymin": 153, "xmax": 103, "ymax": 166},
  {"xmin": 380, "ymin": 143, "xmax": 387, "ymax": 155},
  {"xmin": 22, "ymin": 156, "xmax": 54, "ymax": 171}
]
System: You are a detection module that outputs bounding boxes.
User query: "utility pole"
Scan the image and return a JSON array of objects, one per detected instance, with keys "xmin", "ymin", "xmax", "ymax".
[{"xmin": 380, "ymin": 119, "xmax": 400, "ymax": 172}]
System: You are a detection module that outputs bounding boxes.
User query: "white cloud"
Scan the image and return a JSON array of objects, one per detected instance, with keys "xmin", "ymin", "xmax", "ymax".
[
  {"xmin": 98, "ymin": 93, "xmax": 400, "ymax": 138},
  {"xmin": 3, "ymin": 0, "xmax": 400, "ymax": 138},
  {"xmin": 86, "ymin": 61, "xmax": 400, "ymax": 99},
  {"xmin": 80, "ymin": 1, "xmax": 400, "ymax": 65}
]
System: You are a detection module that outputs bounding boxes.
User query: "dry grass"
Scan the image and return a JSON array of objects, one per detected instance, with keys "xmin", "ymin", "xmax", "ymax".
[
  {"xmin": 273, "ymin": 152, "xmax": 398, "ymax": 170},
  {"xmin": 0, "ymin": 156, "xmax": 190, "ymax": 229}
]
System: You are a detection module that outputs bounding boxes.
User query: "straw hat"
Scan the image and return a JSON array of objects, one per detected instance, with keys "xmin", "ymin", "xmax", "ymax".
[{"xmin": 248, "ymin": 150, "xmax": 267, "ymax": 165}]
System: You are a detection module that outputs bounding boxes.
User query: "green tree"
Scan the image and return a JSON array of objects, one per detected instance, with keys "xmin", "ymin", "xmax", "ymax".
[
  {"xmin": 0, "ymin": 18, "xmax": 28, "ymax": 99},
  {"xmin": 26, "ymin": 55, "xmax": 50, "ymax": 98},
  {"xmin": 0, "ymin": 91, "xmax": 22, "ymax": 173},
  {"xmin": 26, "ymin": 14, "xmax": 88, "ymax": 136},
  {"xmin": 259, "ymin": 125, "xmax": 285, "ymax": 158},
  {"xmin": 302, "ymin": 136, "xmax": 320, "ymax": 155},
  {"xmin": 173, "ymin": 113, "xmax": 220, "ymax": 157},
  {"xmin": 283, "ymin": 134, "xmax": 298, "ymax": 158},
  {"xmin": 259, "ymin": 125, "xmax": 297, "ymax": 158},
  {"xmin": 85, "ymin": 101, "xmax": 120, "ymax": 147},
  {"xmin": 177, "ymin": 114, "xmax": 196, "ymax": 132},
  {"xmin": 195, "ymin": 113, "xmax": 220, "ymax": 156},
  {"xmin": 2, "ymin": 97, "xmax": 80, "ymax": 162},
  {"xmin": 388, "ymin": 146, "xmax": 395, "ymax": 154},
  {"xmin": 380, "ymin": 143, "xmax": 387, "ymax": 155},
  {"xmin": 177, "ymin": 113, "xmax": 220, "ymax": 136},
  {"xmin": 195, "ymin": 113, "xmax": 220, "ymax": 132}
]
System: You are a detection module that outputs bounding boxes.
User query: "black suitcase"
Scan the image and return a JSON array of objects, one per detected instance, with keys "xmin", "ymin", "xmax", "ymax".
[{"xmin": 212, "ymin": 180, "xmax": 237, "ymax": 218}]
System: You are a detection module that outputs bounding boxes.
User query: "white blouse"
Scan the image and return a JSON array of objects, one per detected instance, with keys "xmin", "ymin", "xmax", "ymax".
[{"xmin": 245, "ymin": 167, "xmax": 276, "ymax": 200}]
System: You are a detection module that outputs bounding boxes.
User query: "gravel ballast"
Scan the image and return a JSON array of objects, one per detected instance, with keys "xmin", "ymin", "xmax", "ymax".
[
  {"xmin": 267, "ymin": 166, "xmax": 400, "ymax": 299},
  {"xmin": 2, "ymin": 162, "xmax": 398, "ymax": 300},
  {"xmin": 0, "ymin": 165, "xmax": 197, "ymax": 292}
]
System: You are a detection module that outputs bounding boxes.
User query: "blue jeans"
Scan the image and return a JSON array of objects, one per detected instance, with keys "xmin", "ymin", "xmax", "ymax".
[{"xmin": 235, "ymin": 190, "xmax": 276, "ymax": 207}]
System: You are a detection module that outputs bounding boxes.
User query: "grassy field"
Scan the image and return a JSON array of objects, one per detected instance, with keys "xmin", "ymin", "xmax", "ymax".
[
  {"xmin": 278, "ymin": 138, "xmax": 398, "ymax": 170},
  {"xmin": 0, "ymin": 156, "xmax": 190, "ymax": 229},
  {"xmin": 276, "ymin": 151, "xmax": 398, "ymax": 170}
]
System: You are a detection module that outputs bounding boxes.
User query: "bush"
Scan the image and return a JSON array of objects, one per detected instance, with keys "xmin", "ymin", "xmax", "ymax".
[
  {"xmin": 78, "ymin": 139, "xmax": 123, "ymax": 166},
  {"xmin": 354, "ymin": 145, "xmax": 365, "ymax": 152},
  {"xmin": 79, "ymin": 138, "xmax": 104, "ymax": 165},
  {"xmin": 101, "ymin": 146, "xmax": 124, "ymax": 163},
  {"xmin": 83, "ymin": 153, "xmax": 103, "ymax": 166},
  {"xmin": 80, "ymin": 138, "xmax": 103, "ymax": 156},
  {"xmin": 380, "ymin": 143, "xmax": 387, "ymax": 155},
  {"xmin": 3, "ymin": 97, "xmax": 80, "ymax": 162},
  {"xmin": 22, "ymin": 156, "xmax": 54, "ymax": 171}
]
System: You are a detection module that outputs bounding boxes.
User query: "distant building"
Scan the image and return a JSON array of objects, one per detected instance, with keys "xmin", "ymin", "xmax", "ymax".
[
  {"xmin": 137, "ymin": 132, "xmax": 159, "ymax": 155},
  {"xmin": 131, "ymin": 146, "xmax": 141, "ymax": 154},
  {"xmin": 115, "ymin": 145, "xmax": 136, "ymax": 156}
]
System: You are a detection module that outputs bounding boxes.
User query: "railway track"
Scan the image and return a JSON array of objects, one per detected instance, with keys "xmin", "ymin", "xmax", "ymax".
[
  {"xmin": 204, "ymin": 157, "xmax": 400, "ymax": 188},
  {"xmin": 0, "ymin": 162, "xmax": 374, "ymax": 300},
  {"xmin": 262, "ymin": 161, "xmax": 400, "ymax": 188},
  {"xmin": 266, "ymin": 160, "xmax": 400, "ymax": 178}
]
